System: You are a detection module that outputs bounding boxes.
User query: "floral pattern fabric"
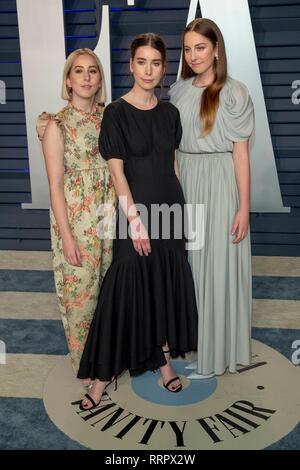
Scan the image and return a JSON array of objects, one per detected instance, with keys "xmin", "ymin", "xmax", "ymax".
[{"xmin": 38, "ymin": 103, "xmax": 116, "ymax": 373}]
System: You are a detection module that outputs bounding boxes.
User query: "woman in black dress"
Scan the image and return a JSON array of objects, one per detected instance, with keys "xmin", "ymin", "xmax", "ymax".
[{"xmin": 78, "ymin": 33, "xmax": 198, "ymax": 410}]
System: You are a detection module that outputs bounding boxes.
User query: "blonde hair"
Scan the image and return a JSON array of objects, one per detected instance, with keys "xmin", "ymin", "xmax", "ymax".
[
  {"xmin": 61, "ymin": 48, "xmax": 106, "ymax": 104},
  {"xmin": 181, "ymin": 18, "xmax": 227, "ymax": 136}
]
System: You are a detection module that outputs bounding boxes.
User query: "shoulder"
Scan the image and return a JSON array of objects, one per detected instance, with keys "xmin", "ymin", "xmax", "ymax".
[
  {"xmin": 220, "ymin": 77, "xmax": 252, "ymax": 112},
  {"xmin": 56, "ymin": 105, "xmax": 69, "ymax": 119},
  {"xmin": 224, "ymin": 76, "xmax": 250, "ymax": 94},
  {"xmin": 168, "ymin": 77, "xmax": 193, "ymax": 101},
  {"xmin": 49, "ymin": 106, "xmax": 68, "ymax": 131},
  {"xmin": 169, "ymin": 77, "xmax": 192, "ymax": 93},
  {"xmin": 104, "ymin": 100, "xmax": 123, "ymax": 113},
  {"xmin": 36, "ymin": 107, "xmax": 67, "ymax": 141},
  {"xmin": 48, "ymin": 106, "xmax": 69, "ymax": 128},
  {"xmin": 219, "ymin": 77, "xmax": 254, "ymax": 138},
  {"xmin": 160, "ymin": 100, "xmax": 178, "ymax": 112},
  {"xmin": 160, "ymin": 100, "xmax": 180, "ymax": 119},
  {"xmin": 101, "ymin": 100, "xmax": 124, "ymax": 122}
]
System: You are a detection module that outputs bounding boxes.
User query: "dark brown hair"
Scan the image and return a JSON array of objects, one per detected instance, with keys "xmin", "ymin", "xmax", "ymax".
[
  {"xmin": 181, "ymin": 18, "xmax": 227, "ymax": 136},
  {"xmin": 131, "ymin": 33, "xmax": 166, "ymax": 63}
]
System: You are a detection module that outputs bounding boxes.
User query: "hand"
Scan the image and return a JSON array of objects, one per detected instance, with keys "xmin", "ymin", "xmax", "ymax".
[
  {"xmin": 231, "ymin": 209, "xmax": 249, "ymax": 244},
  {"xmin": 62, "ymin": 236, "xmax": 82, "ymax": 266},
  {"xmin": 129, "ymin": 216, "xmax": 151, "ymax": 256}
]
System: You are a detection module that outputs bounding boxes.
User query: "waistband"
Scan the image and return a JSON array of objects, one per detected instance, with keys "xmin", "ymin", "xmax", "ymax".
[
  {"xmin": 177, "ymin": 150, "xmax": 232, "ymax": 157},
  {"xmin": 64, "ymin": 165, "xmax": 108, "ymax": 173},
  {"xmin": 126, "ymin": 173, "xmax": 178, "ymax": 182}
]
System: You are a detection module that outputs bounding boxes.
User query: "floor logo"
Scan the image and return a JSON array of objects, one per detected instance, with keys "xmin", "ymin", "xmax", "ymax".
[{"xmin": 43, "ymin": 340, "xmax": 300, "ymax": 450}]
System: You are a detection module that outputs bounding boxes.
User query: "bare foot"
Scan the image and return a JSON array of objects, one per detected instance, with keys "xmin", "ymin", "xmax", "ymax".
[{"xmin": 80, "ymin": 379, "xmax": 110, "ymax": 410}]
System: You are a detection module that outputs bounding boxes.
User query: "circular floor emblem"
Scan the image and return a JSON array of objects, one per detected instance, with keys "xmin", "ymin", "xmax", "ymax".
[
  {"xmin": 43, "ymin": 340, "xmax": 300, "ymax": 450},
  {"xmin": 131, "ymin": 362, "xmax": 218, "ymax": 406}
]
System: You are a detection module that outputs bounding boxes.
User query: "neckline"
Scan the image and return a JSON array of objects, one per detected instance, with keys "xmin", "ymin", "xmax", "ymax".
[
  {"xmin": 120, "ymin": 97, "xmax": 159, "ymax": 111},
  {"xmin": 69, "ymin": 102, "xmax": 103, "ymax": 115},
  {"xmin": 191, "ymin": 77, "xmax": 209, "ymax": 89}
]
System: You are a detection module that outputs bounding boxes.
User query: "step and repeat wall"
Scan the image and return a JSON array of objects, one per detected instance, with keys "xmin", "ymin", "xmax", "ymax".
[{"xmin": 0, "ymin": 0, "xmax": 299, "ymax": 254}]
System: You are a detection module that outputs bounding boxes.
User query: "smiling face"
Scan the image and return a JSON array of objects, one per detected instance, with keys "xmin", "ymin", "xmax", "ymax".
[
  {"xmin": 183, "ymin": 31, "xmax": 217, "ymax": 76},
  {"xmin": 130, "ymin": 45, "xmax": 165, "ymax": 91},
  {"xmin": 66, "ymin": 54, "xmax": 102, "ymax": 100}
]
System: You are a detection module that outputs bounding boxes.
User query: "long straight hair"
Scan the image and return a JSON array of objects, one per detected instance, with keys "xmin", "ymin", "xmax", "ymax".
[{"xmin": 181, "ymin": 18, "xmax": 227, "ymax": 136}]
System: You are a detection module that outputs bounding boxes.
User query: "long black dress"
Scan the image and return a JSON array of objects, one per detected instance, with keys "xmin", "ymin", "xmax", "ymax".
[{"xmin": 77, "ymin": 98, "xmax": 198, "ymax": 381}]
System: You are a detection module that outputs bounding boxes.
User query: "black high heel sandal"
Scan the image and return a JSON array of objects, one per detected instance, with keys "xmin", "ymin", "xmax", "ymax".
[
  {"xmin": 162, "ymin": 349, "xmax": 182, "ymax": 393},
  {"xmin": 79, "ymin": 377, "xmax": 118, "ymax": 411}
]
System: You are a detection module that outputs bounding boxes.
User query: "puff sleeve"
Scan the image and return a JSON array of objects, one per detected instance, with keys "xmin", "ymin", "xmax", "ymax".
[
  {"xmin": 99, "ymin": 104, "xmax": 127, "ymax": 161},
  {"xmin": 36, "ymin": 112, "xmax": 63, "ymax": 141},
  {"xmin": 222, "ymin": 79, "xmax": 255, "ymax": 142}
]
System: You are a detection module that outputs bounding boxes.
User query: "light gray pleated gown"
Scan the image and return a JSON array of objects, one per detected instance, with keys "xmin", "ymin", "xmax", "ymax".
[{"xmin": 169, "ymin": 76, "xmax": 254, "ymax": 375}]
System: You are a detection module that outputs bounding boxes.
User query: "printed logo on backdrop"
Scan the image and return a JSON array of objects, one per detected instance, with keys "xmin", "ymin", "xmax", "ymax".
[
  {"xmin": 292, "ymin": 80, "xmax": 300, "ymax": 105},
  {"xmin": 0, "ymin": 80, "xmax": 6, "ymax": 104},
  {"xmin": 0, "ymin": 340, "xmax": 6, "ymax": 365},
  {"xmin": 291, "ymin": 340, "xmax": 300, "ymax": 365},
  {"xmin": 15, "ymin": 0, "xmax": 288, "ymax": 212},
  {"xmin": 43, "ymin": 340, "xmax": 300, "ymax": 450}
]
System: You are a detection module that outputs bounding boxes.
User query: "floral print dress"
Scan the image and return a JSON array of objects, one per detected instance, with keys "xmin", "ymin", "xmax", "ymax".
[{"xmin": 37, "ymin": 103, "xmax": 116, "ymax": 373}]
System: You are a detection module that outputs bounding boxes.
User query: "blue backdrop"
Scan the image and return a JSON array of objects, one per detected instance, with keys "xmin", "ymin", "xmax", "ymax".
[{"xmin": 0, "ymin": 0, "xmax": 299, "ymax": 255}]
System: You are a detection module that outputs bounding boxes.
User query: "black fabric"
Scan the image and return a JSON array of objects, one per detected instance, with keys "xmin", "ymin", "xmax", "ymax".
[{"xmin": 78, "ymin": 99, "xmax": 198, "ymax": 381}]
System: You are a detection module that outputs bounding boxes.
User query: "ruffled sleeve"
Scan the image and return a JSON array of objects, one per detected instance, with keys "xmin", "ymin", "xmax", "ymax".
[
  {"xmin": 99, "ymin": 103, "xmax": 127, "ymax": 161},
  {"xmin": 36, "ymin": 112, "xmax": 63, "ymax": 141},
  {"xmin": 222, "ymin": 78, "xmax": 254, "ymax": 142}
]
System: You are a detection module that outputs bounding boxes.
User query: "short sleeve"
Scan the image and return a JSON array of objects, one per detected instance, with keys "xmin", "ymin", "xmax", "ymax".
[
  {"xmin": 99, "ymin": 104, "xmax": 127, "ymax": 161},
  {"xmin": 222, "ymin": 79, "xmax": 255, "ymax": 142},
  {"xmin": 36, "ymin": 112, "xmax": 63, "ymax": 141},
  {"xmin": 175, "ymin": 108, "xmax": 182, "ymax": 149}
]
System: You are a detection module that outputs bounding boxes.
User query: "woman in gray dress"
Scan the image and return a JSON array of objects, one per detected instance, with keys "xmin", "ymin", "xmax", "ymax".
[{"xmin": 169, "ymin": 18, "xmax": 254, "ymax": 378}]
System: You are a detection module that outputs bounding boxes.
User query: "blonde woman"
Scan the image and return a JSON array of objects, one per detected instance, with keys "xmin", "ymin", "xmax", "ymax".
[
  {"xmin": 37, "ymin": 49, "xmax": 116, "ymax": 383},
  {"xmin": 169, "ymin": 19, "xmax": 254, "ymax": 378}
]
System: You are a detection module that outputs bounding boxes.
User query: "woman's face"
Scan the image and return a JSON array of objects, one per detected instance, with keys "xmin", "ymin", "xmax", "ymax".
[
  {"xmin": 184, "ymin": 31, "xmax": 217, "ymax": 76},
  {"xmin": 130, "ymin": 45, "xmax": 164, "ymax": 91},
  {"xmin": 67, "ymin": 54, "xmax": 101, "ymax": 100}
]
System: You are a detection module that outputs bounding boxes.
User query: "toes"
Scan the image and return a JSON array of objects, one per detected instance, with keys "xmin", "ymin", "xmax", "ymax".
[
  {"xmin": 170, "ymin": 378, "xmax": 182, "ymax": 391},
  {"xmin": 171, "ymin": 382, "xmax": 180, "ymax": 391},
  {"xmin": 81, "ymin": 397, "xmax": 93, "ymax": 409}
]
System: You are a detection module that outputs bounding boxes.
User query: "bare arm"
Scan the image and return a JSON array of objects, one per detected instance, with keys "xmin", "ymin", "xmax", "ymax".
[
  {"xmin": 42, "ymin": 120, "xmax": 81, "ymax": 265},
  {"xmin": 108, "ymin": 158, "xmax": 151, "ymax": 256},
  {"xmin": 231, "ymin": 140, "xmax": 251, "ymax": 244},
  {"xmin": 174, "ymin": 157, "xmax": 180, "ymax": 179}
]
